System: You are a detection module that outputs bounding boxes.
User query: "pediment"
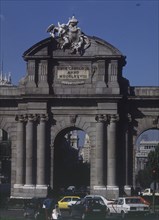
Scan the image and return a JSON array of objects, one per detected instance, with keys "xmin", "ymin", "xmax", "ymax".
[{"xmin": 23, "ymin": 36, "xmax": 124, "ymax": 60}]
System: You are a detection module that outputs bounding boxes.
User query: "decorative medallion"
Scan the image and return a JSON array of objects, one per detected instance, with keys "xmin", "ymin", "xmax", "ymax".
[{"xmin": 47, "ymin": 16, "xmax": 91, "ymax": 55}]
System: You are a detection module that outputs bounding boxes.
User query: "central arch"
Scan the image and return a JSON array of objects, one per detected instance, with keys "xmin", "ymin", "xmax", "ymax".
[{"xmin": 52, "ymin": 127, "xmax": 90, "ymax": 191}]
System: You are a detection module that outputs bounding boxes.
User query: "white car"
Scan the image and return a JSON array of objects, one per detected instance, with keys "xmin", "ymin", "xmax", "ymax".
[
  {"xmin": 107, "ymin": 196, "xmax": 150, "ymax": 219},
  {"xmin": 140, "ymin": 188, "xmax": 159, "ymax": 196}
]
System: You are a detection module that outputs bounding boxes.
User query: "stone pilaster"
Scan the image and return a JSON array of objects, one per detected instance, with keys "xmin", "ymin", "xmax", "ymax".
[
  {"xmin": 50, "ymin": 144, "xmax": 54, "ymax": 189},
  {"xmin": 37, "ymin": 114, "xmax": 48, "ymax": 186},
  {"xmin": 124, "ymin": 114, "xmax": 132, "ymax": 195},
  {"xmin": 108, "ymin": 60, "xmax": 119, "ymax": 94},
  {"xmin": 26, "ymin": 60, "xmax": 36, "ymax": 87},
  {"xmin": 38, "ymin": 60, "xmax": 49, "ymax": 93},
  {"xmin": 106, "ymin": 114, "xmax": 119, "ymax": 199},
  {"xmin": 14, "ymin": 115, "xmax": 25, "ymax": 187},
  {"xmin": 96, "ymin": 60, "xmax": 107, "ymax": 94}
]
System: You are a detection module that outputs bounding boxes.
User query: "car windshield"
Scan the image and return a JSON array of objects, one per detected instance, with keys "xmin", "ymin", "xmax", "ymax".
[
  {"xmin": 86, "ymin": 198, "xmax": 105, "ymax": 206},
  {"xmin": 72, "ymin": 198, "xmax": 78, "ymax": 201},
  {"xmin": 125, "ymin": 198, "xmax": 141, "ymax": 204}
]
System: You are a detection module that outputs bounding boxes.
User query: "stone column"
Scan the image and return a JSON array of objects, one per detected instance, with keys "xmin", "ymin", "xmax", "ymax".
[
  {"xmin": 94, "ymin": 115, "xmax": 107, "ymax": 192},
  {"xmin": 15, "ymin": 115, "xmax": 25, "ymax": 186},
  {"xmin": 37, "ymin": 114, "xmax": 47, "ymax": 186},
  {"xmin": 107, "ymin": 114, "xmax": 119, "ymax": 199},
  {"xmin": 50, "ymin": 144, "xmax": 54, "ymax": 189},
  {"xmin": 124, "ymin": 114, "xmax": 132, "ymax": 195},
  {"xmin": 25, "ymin": 114, "xmax": 35, "ymax": 186}
]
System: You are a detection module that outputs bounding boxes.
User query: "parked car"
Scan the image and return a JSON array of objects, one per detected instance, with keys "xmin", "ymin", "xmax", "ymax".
[
  {"xmin": 58, "ymin": 196, "xmax": 80, "ymax": 209},
  {"xmin": 84, "ymin": 194, "xmax": 114, "ymax": 205},
  {"xmin": 23, "ymin": 197, "xmax": 57, "ymax": 219},
  {"xmin": 107, "ymin": 196, "xmax": 150, "ymax": 219},
  {"xmin": 70, "ymin": 197, "xmax": 107, "ymax": 219},
  {"xmin": 140, "ymin": 188, "xmax": 159, "ymax": 196}
]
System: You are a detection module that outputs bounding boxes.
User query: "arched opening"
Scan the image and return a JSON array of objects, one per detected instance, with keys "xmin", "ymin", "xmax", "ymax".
[
  {"xmin": 53, "ymin": 127, "xmax": 90, "ymax": 193},
  {"xmin": 0, "ymin": 129, "xmax": 11, "ymax": 184},
  {"xmin": 134, "ymin": 128, "xmax": 159, "ymax": 190}
]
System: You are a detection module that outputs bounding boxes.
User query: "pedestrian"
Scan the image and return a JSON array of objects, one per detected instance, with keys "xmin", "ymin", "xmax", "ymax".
[{"xmin": 52, "ymin": 204, "xmax": 61, "ymax": 219}]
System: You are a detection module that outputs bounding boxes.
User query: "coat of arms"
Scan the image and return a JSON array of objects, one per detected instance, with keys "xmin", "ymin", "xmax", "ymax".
[{"xmin": 47, "ymin": 16, "xmax": 91, "ymax": 55}]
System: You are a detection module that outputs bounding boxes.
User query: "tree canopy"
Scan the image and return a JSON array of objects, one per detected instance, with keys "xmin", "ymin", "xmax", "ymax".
[{"xmin": 136, "ymin": 144, "xmax": 159, "ymax": 188}]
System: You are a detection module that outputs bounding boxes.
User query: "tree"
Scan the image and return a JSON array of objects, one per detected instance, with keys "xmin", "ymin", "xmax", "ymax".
[
  {"xmin": 136, "ymin": 144, "xmax": 159, "ymax": 188},
  {"xmin": 147, "ymin": 144, "xmax": 159, "ymax": 182}
]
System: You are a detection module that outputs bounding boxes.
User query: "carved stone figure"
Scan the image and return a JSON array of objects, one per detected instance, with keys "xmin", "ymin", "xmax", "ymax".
[{"xmin": 47, "ymin": 16, "xmax": 91, "ymax": 55}]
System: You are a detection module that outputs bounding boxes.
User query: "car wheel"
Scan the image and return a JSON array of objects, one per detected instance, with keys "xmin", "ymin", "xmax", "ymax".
[{"xmin": 121, "ymin": 210, "xmax": 125, "ymax": 219}]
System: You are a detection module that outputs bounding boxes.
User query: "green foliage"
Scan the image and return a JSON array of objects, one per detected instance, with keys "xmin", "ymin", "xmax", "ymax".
[
  {"xmin": 147, "ymin": 145, "xmax": 159, "ymax": 181},
  {"xmin": 137, "ymin": 145, "xmax": 159, "ymax": 188},
  {"xmin": 137, "ymin": 168, "xmax": 152, "ymax": 188}
]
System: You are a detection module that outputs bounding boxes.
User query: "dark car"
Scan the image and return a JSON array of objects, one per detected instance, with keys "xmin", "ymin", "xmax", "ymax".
[
  {"xmin": 24, "ymin": 197, "xmax": 57, "ymax": 219},
  {"xmin": 23, "ymin": 197, "xmax": 46, "ymax": 218},
  {"xmin": 70, "ymin": 197, "xmax": 107, "ymax": 219}
]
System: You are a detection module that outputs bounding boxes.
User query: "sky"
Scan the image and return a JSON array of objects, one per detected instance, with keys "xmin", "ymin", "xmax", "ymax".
[{"xmin": 0, "ymin": 0, "xmax": 159, "ymax": 86}]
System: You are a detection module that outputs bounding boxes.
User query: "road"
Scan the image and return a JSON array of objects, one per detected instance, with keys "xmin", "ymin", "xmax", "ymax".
[{"xmin": 0, "ymin": 209, "xmax": 159, "ymax": 220}]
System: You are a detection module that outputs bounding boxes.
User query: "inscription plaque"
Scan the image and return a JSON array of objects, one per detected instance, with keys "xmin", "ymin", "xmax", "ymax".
[{"xmin": 57, "ymin": 66, "xmax": 89, "ymax": 80}]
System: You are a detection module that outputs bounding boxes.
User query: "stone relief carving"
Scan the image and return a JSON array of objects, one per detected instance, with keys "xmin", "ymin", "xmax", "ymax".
[
  {"xmin": 70, "ymin": 114, "xmax": 78, "ymax": 125},
  {"xmin": 47, "ymin": 16, "xmax": 91, "ymax": 55}
]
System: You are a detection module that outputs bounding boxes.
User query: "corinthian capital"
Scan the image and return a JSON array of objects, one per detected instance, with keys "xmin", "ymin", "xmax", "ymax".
[
  {"xmin": 95, "ymin": 114, "xmax": 108, "ymax": 122},
  {"xmin": 108, "ymin": 114, "xmax": 119, "ymax": 123},
  {"xmin": 15, "ymin": 114, "xmax": 26, "ymax": 122},
  {"xmin": 27, "ymin": 114, "xmax": 37, "ymax": 122},
  {"xmin": 39, "ymin": 114, "xmax": 48, "ymax": 121}
]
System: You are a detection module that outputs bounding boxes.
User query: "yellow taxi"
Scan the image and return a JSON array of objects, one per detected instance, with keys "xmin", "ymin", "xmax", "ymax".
[{"xmin": 58, "ymin": 196, "xmax": 80, "ymax": 209}]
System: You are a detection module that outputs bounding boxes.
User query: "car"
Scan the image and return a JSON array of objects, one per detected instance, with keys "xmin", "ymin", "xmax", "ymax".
[
  {"xmin": 107, "ymin": 196, "xmax": 150, "ymax": 219},
  {"xmin": 58, "ymin": 196, "xmax": 80, "ymax": 209},
  {"xmin": 23, "ymin": 197, "xmax": 57, "ymax": 219},
  {"xmin": 84, "ymin": 194, "xmax": 114, "ymax": 205},
  {"xmin": 140, "ymin": 188, "xmax": 159, "ymax": 196},
  {"xmin": 70, "ymin": 197, "xmax": 107, "ymax": 219},
  {"xmin": 67, "ymin": 185, "xmax": 76, "ymax": 191}
]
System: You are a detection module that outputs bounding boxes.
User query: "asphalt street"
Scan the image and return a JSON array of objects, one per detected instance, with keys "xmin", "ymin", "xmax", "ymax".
[{"xmin": 0, "ymin": 209, "xmax": 159, "ymax": 220}]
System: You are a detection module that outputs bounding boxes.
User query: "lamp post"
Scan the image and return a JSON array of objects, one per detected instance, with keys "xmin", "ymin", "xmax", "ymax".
[{"xmin": 152, "ymin": 169, "xmax": 157, "ymax": 213}]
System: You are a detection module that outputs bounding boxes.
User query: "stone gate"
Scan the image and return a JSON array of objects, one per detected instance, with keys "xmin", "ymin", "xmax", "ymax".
[{"xmin": 0, "ymin": 17, "xmax": 159, "ymax": 199}]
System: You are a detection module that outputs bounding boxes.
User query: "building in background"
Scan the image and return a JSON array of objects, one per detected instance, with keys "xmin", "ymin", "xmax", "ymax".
[
  {"xmin": 135, "ymin": 140, "xmax": 159, "ymax": 173},
  {"xmin": 66, "ymin": 130, "xmax": 79, "ymax": 150},
  {"xmin": 79, "ymin": 134, "xmax": 91, "ymax": 163},
  {"xmin": 0, "ymin": 72, "xmax": 12, "ymax": 86}
]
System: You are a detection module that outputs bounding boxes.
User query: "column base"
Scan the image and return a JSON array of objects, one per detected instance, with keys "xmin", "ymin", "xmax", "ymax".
[
  {"xmin": 124, "ymin": 185, "xmax": 132, "ymax": 196},
  {"xmin": 23, "ymin": 184, "xmax": 36, "ymax": 189},
  {"xmin": 13, "ymin": 184, "xmax": 23, "ymax": 188},
  {"xmin": 36, "ymin": 185, "xmax": 48, "ymax": 189},
  {"xmin": 11, "ymin": 184, "xmax": 48, "ymax": 199},
  {"xmin": 106, "ymin": 185, "xmax": 119, "ymax": 199},
  {"xmin": 92, "ymin": 186, "xmax": 106, "ymax": 197}
]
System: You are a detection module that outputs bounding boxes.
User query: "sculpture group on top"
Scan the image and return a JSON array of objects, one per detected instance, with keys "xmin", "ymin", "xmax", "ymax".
[{"xmin": 47, "ymin": 16, "xmax": 91, "ymax": 55}]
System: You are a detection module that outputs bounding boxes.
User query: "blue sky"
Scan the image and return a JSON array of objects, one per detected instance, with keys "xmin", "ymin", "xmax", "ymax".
[{"xmin": 0, "ymin": 0, "xmax": 159, "ymax": 86}]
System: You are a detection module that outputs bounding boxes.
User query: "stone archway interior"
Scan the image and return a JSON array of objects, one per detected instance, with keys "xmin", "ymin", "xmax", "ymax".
[
  {"xmin": 0, "ymin": 129, "xmax": 11, "ymax": 184},
  {"xmin": 53, "ymin": 128, "xmax": 90, "ymax": 191}
]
